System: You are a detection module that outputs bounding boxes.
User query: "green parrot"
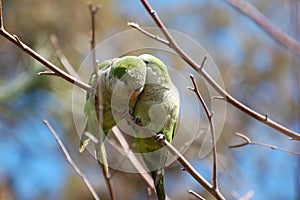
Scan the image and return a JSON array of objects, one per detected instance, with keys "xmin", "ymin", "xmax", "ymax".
[
  {"xmin": 79, "ymin": 56, "xmax": 147, "ymax": 169},
  {"xmin": 133, "ymin": 54, "xmax": 180, "ymax": 200}
]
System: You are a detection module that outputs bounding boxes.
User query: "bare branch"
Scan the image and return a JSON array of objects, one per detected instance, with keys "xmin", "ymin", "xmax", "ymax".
[
  {"xmin": 0, "ymin": 0, "xmax": 3, "ymax": 29},
  {"xmin": 0, "ymin": 0, "xmax": 91, "ymax": 92},
  {"xmin": 137, "ymin": 0, "xmax": 300, "ymax": 141},
  {"xmin": 87, "ymin": 3, "xmax": 115, "ymax": 200},
  {"xmin": 188, "ymin": 190, "xmax": 205, "ymax": 200},
  {"xmin": 162, "ymin": 138, "xmax": 225, "ymax": 200},
  {"xmin": 188, "ymin": 74, "xmax": 218, "ymax": 189},
  {"xmin": 224, "ymin": 0, "xmax": 300, "ymax": 55},
  {"xmin": 124, "ymin": 113, "xmax": 225, "ymax": 200},
  {"xmin": 83, "ymin": 131, "xmax": 99, "ymax": 144},
  {"xmin": 230, "ymin": 132, "xmax": 300, "ymax": 156},
  {"xmin": 0, "ymin": 30, "xmax": 92, "ymax": 92},
  {"xmin": 43, "ymin": 120, "xmax": 100, "ymax": 200},
  {"xmin": 228, "ymin": 132, "xmax": 251, "ymax": 148},
  {"xmin": 212, "ymin": 96, "xmax": 225, "ymax": 101},
  {"xmin": 88, "ymin": 2, "xmax": 100, "ymax": 66},
  {"xmin": 37, "ymin": 71, "xmax": 57, "ymax": 76},
  {"xmin": 111, "ymin": 127, "xmax": 156, "ymax": 192},
  {"xmin": 112, "ymin": 126, "xmax": 178, "ymax": 199},
  {"xmin": 50, "ymin": 34, "xmax": 82, "ymax": 80},
  {"xmin": 200, "ymin": 56, "xmax": 208, "ymax": 70},
  {"xmin": 127, "ymin": 21, "xmax": 169, "ymax": 45}
]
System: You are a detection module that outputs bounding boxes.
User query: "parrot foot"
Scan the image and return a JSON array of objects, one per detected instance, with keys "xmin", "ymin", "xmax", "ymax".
[{"xmin": 155, "ymin": 132, "xmax": 166, "ymax": 142}]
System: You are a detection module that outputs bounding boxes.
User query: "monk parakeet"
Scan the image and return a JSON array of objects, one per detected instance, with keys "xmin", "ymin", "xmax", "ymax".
[
  {"xmin": 133, "ymin": 54, "xmax": 180, "ymax": 200},
  {"xmin": 79, "ymin": 56, "xmax": 147, "ymax": 168}
]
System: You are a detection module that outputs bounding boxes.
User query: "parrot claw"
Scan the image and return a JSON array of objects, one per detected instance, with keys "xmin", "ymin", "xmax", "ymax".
[{"xmin": 155, "ymin": 132, "xmax": 165, "ymax": 142}]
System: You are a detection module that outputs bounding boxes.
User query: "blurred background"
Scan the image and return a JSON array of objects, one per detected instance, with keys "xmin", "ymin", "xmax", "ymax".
[{"xmin": 0, "ymin": 0, "xmax": 300, "ymax": 199}]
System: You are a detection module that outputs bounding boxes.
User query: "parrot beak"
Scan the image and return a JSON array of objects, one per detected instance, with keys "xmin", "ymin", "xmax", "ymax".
[
  {"xmin": 130, "ymin": 85, "xmax": 143, "ymax": 102},
  {"xmin": 130, "ymin": 90, "xmax": 139, "ymax": 102}
]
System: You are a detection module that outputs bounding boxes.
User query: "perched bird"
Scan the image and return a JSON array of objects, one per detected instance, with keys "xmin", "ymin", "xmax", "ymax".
[
  {"xmin": 79, "ymin": 56, "xmax": 147, "ymax": 169},
  {"xmin": 133, "ymin": 54, "xmax": 180, "ymax": 200}
]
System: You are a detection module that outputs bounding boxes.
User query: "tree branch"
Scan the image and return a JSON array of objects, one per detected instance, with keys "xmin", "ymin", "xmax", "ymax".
[
  {"xmin": 224, "ymin": 0, "xmax": 300, "ymax": 55},
  {"xmin": 128, "ymin": 22, "xmax": 169, "ymax": 45},
  {"xmin": 0, "ymin": 0, "xmax": 3, "ymax": 29},
  {"xmin": 50, "ymin": 34, "xmax": 82, "ymax": 80},
  {"xmin": 50, "ymin": 18, "xmax": 156, "ymax": 197},
  {"xmin": 229, "ymin": 132, "xmax": 300, "ymax": 156},
  {"xmin": 43, "ymin": 120, "xmax": 100, "ymax": 200},
  {"xmin": 162, "ymin": 138, "xmax": 225, "ymax": 200},
  {"xmin": 124, "ymin": 114, "xmax": 226, "ymax": 200},
  {"xmin": 37, "ymin": 71, "xmax": 57, "ymax": 76},
  {"xmin": 111, "ymin": 127, "xmax": 155, "ymax": 189},
  {"xmin": 133, "ymin": 0, "xmax": 300, "ymax": 141},
  {"xmin": 87, "ymin": 3, "xmax": 115, "ymax": 200},
  {"xmin": 0, "ymin": 21, "xmax": 92, "ymax": 92},
  {"xmin": 188, "ymin": 73, "xmax": 218, "ymax": 190},
  {"xmin": 188, "ymin": 190, "xmax": 205, "ymax": 200}
]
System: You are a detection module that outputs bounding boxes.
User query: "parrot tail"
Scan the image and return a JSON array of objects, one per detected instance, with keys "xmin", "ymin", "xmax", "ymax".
[{"xmin": 151, "ymin": 169, "xmax": 166, "ymax": 200}]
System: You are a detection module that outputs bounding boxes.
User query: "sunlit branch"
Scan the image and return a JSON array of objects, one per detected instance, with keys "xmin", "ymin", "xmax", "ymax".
[
  {"xmin": 50, "ymin": 34, "xmax": 82, "ymax": 80},
  {"xmin": 188, "ymin": 190, "xmax": 205, "ymax": 200},
  {"xmin": 111, "ymin": 127, "xmax": 156, "ymax": 192},
  {"xmin": 133, "ymin": 0, "xmax": 300, "ymax": 141},
  {"xmin": 87, "ymin": 3, "xmax": 115, "ymax": 200},
  {"xmin": 0, "ymin": 0, "xmax": 92, "ymax": 93},
  {"xmin": 124, "ymin": 114, "xmax": 226, "ymax": 200},
  {"xmin": 43, "ymin": 120, "xmax": 101, "ymax": 200},
  {"xmin": 37, "ymin": 71, "xmax": 57, "ymax": 76},
  {"xmin": 188, "ymin": 73, "xmax": 218, "ymax": 189},
  {"xmin": 224, "ymin": 0, "xmax": 300, "ymax": 55},
  {"xmin": 230, "ymin": 132, "xmax": 300, "ymax": 156}
]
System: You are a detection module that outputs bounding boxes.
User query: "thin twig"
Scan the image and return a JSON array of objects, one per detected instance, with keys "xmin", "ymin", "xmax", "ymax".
[
  {"xmin": 0, "ymin": 0, "xmax": 3, "ymax": 29},
  {"xmin": 229, "ymin": 132, "xmax": 300, "ymax": 156},
  {"xmin": 0, "ymin": 7, "xmax": 92, "ymax": 93},
  {"xmin": 188, "ymin": 190, "xmax": 205, "ymax": 200},
  {"xmin": 224, "ymin": 0, "xmax": 300, "ymax": 55},
  {"xmin": 50, "ymin": 34, "xmax": 82, "ymax": 80},
  {"xmin": 43, "ymin": 120, "xmax": 100, "ymax": 200},
  {"xmin": 48, "ymin": 3, "xmax": 155, "ymax": 199},
  {"xmin": 111, "ymin": 127, "xmax": 156, "ymax": 191},
  {"xmin": 212, "ymin": 96, "xmax": 225, "ymax": 101},
  {"xmin": 199, "ymin": 56, "xmax": 207, "ymax": 70},
  {"xmin": 188, "ymin": 74, "xmax": 218, "ymax": 189},
  {"xmin": 37, "ymin": 71, "xmax": 57, "ymax": 76},
  {"xmin": 49, "ymin": 17, "xmax": 156, "ymax": 198},
  {"xmin": 134, "ymin": 0, "xmax": 300, "ymax": 141},
  {"xmin": 88, "ymin": 3, "xmax": 100, "ymax": 68},
  {"xmin": 162, "ymin": 138, "xmax": 225, "ymax": 200},
  {"xmin": 127, "ymin": 22, "xmax": 169, "ymax": 45},
  {"xmin": 88, "ymin": 3, "xmax": 115, "ymax": 200},
  {"xmin": 123, "ymin": 113, "xmax": 225, "ymax": 200},
  {"xmin": 83, "ymin": 131, "xmax": 99, "ymax": 144}
]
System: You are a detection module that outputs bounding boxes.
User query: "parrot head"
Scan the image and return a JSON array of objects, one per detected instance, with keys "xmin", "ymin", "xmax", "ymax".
[
  {"xmin": 138, "ymin": 54, "xmax": 172, "ymax": 86},
  {"xmin": 109, "ymin": 56, "xmax": 147, "ymax": 95},
  {"xmin": 108, "ymin": 56, "xmax": 147, "ymax": 120}
]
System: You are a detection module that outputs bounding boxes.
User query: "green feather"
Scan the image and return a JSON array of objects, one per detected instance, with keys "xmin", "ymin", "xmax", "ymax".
[
  {"xmin": 79, "ymin": 56, "xmax": 147, "ymax": 153},
  {"xmin": 133, "ymin": 54, "xmax": 180, "ymax": 200}
]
